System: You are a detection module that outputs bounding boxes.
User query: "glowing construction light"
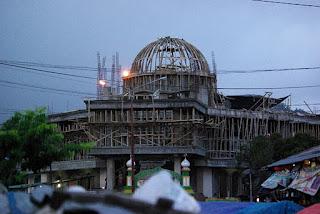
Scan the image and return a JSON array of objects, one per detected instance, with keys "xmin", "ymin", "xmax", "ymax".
[
  {"xmin": 98, "ymin": 79, "xmax": 106, "ymax": 86},
  {"xmin": 122, "ymin": 70, "xmax": 130, "ymax": 78},
  {"xmin": 57, "ymin": 183, "xmax": 62, "ymax": 188}
]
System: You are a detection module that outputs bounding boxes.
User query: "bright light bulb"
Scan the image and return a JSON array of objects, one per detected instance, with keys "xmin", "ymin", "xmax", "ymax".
[
  {"xmin": 99, "ymin": 79, "xmax": 106, "ymax": 86},
  {"xmin": 122, "ymin": 70, "xmax": 130, "ymax": 78}
]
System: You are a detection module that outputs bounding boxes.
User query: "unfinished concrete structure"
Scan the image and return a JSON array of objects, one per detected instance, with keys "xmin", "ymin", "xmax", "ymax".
[{"xmin": 48, "ymin": 37, "xmax": 320, "ymax": 197}]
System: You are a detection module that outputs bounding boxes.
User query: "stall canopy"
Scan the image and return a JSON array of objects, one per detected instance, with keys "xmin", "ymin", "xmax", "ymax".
[
  {"xmin": 261, "ymin": 170, "xmax": 292, "ymax": 189},
  {"xmin": 288, "ymin": 166, "xmax": 320, "ymax": 196},
  {"xmin": 268, "ymin": 145, "xmax": 320, "ymax": 168}
]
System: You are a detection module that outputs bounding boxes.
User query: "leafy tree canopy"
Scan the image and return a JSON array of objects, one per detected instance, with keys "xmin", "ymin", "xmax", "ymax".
[
  {"xmin": 0, "ymin": 108, "xmax": 94, "ymax": 186},
  {"xmin": 0, "ymin": 129, "xmax": 23, "ymax": 185},
  {"xmin": 237, "ymin": 133, "xmax": 319, "ymax": 198},
  {"xmin": 238, "ymin": 133, "xmax": 319, "ymax": 170}
]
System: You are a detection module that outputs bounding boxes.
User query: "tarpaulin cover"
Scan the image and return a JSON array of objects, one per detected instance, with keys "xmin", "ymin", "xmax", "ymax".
[
  {"xmin": 289, "ymin": 166, "xmax": 320, "ymax": 196},
  {"xmin": 200, "ymin": 202, "xmax": 254, "ymax": 214},
  {"xmin": 200, "ymin": 201, "xmax": 303, "ymax": 214},
  {"xmin": 298, "ymin": 203, "xmax": 320, "ymax": 214},
  {"xmin": 261, "ymin": 170, "xmax": 292, "ymax": 189},
  {"xmin": 236, "ymin": 201, "xmax": 303, "ymax": 214}
]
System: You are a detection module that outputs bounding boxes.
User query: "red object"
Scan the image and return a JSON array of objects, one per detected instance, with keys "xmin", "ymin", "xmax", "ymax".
[
  {"xmin": 274, "ymin": 166, "xmax": 284, "ymax": 171},
  {"xmin": 298, "ymin": 204, "xmax": 320, "ymax": 214}
]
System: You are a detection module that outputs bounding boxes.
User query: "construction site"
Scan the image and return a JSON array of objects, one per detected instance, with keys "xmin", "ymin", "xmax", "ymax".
[{"xmin": 45, "ymin": 37, "xmax": 320, "ymax": 198}]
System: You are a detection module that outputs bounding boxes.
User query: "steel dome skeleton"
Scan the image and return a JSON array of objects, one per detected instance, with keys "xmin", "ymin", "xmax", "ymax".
[{"xmin": 131, "ymin": 37, "xmax": 210, "ymax": 75}]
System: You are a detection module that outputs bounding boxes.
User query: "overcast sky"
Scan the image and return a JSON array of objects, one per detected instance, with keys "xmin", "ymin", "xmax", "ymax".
[{"xmin": 0, "ymin": 0, "xmax": 320, "ymax": 123}]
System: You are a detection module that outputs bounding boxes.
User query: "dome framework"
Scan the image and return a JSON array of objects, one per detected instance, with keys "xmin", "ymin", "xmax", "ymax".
[
  {"xmin": 124, "ymin": 37, "xmax": 221, "ymax": 107},
  {"xmin": 131, "ymin": 37, "xmax": 210, "ymax": 75}
]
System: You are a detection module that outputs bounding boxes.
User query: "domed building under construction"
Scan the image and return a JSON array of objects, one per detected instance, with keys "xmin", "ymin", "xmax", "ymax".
[{"xmin": 40, "ymin": 37, "xmax": 320, "ymax": 197}]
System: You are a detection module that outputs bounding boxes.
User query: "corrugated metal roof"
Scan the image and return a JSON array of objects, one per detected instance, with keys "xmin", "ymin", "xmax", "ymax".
[{"xmin": 268, "ymin": 145, "xmax": 320, "ymax": 168}]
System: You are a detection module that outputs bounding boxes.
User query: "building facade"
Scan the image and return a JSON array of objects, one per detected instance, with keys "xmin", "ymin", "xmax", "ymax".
[{"xmin": 47, "ymin": 37, "xmax": 320, "ymax": 197}]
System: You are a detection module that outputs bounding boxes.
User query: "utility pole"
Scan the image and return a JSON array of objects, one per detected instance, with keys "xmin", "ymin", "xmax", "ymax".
[
  {"xmin": 249, "ymin": 170, "xmax": 253, "ymax": 202},
  {"xmin": 124, "ymin": 76, "xmax": 167, "ymax": 193},
  {"xmin": 129, "ymin": 89, "xmax": 135, "ymax": 192}
]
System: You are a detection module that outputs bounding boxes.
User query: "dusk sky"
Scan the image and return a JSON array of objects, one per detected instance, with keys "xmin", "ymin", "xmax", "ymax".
[{"xmin": 1, "ymin": 0, "xmax": 320, "ymax": 123}]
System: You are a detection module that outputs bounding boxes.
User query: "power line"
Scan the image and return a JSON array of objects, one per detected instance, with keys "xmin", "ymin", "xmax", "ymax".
[
  {"xmin": 1, "ymin": 67, "xmax": 94, "ymax": 85},
  {"xmin": 0, "ymin": 79, "xmax": 95, "ymax": 96},
  {"xmin": 0, "ymin": 62, "xmax": 96, "ymax": 80},
  {"xmin": 2, "ymin": 78, "xmax": 316, "ymax": 93},
  {"xmin": 218, "ymin": 84, "xmax": 320, "ymax": 90},
  {"xmin": 0, "ymin": 63, "xmax": 123, "ymax": 84},
  {"xmin": 252, "ymin": 0, "xmax": 320, "ymax": 8},
  {"xmin": 291, "ymin": 103, "xmax": 320, "ymax": 107},
  {"xmin": 218, "ymin": 66, "xmax": 320, "ymax": 74},
  {"xmin": 0, "ymin": 83, "xmax": 90, "ymax": 97},
  {"xmin": 0, "ymin": 60, "xmax": 98, "ymax": 71},
  {"xmin": 3, "ymin": 59, "xmax": 320, "ymax": 76}
]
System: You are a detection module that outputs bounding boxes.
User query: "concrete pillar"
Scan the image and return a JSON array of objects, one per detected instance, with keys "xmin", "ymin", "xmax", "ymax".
[
  {"xmin": 99, "ymin": 168, "xmax": 107, "ymax": 189},
  {"xmin": 192, "ymin": 129, "xmax": 199, "ymax": 146},
  {"xmin": 238, "ymin": 174, "xmax": 242, "ymax": 195},
  {"xmin": 225, "ymin": 169, "xmax": 237, "ymax": 197},
  {"xmin": 28, "ymin": 174, "xmax": 34, "ymax": 185},
  {"xmin": 196, "ymin": 168, "xmax": 203, "ymax": 194},
  {"xmin": 174, "ymin": 157, "xmax": 181, "ymax": 175},
  {"xmin": 212, "ymin": 169, "xmax": 219, "ymax": 197},
  {"xmin": 106, "ymin": 158, "xmax": 115, "ymax": 191},
  {"xmin": 27, "ymin": 175, "xmax": 35, "ymax": 193},
  {"xmin": 227, "ymin": 173, "xmax": 232, "ymax": 197},
  {"xmin": 40, "ymin": 173, "xmax": 48, "ymax": 183},
  {"xmin": 203, "ymin": 168, "xmax": 213, "ymax": 198}
]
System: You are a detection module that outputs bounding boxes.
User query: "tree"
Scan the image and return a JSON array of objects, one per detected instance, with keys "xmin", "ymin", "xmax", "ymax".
[
  {"xmin": 238, "ymin": 133, "xmax": 319, "ymax": 170},
  {"xmin": 237, "ymin": 133, "xmax": 319, "ymax": 199},
  {"xmin": 0, "ymin": 108, "xmax": 94, "ymax": 185},
  {"xmin": 238, "ymin": 135, "xmax": 275, "ymax": 170},
  {"xmin": 0, "ymin": 130, "xmax": 24, "ymax": 186},
  {"xmin": 273, "ymin": 133, "xmax": 319, "ymax": 161}
]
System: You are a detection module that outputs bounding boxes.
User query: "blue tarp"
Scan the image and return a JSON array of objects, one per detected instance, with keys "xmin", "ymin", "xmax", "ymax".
[
  {"xmin": 200, "ymin": 202, "xmax": 254, "ymax": 214},
  {"xmin": 200, "ymin": 201, "xmax": 303, "ymax": 214}
]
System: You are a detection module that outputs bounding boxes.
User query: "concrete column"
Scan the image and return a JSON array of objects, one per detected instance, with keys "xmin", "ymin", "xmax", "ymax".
[
  {"xmin": 225, "ymin": 169, "xmax": 237, "ymax": 197},
  {"xmin": 203, "ymin": 168, "xmax": 213, "ymax": 198},
  {"xmin": 40, "ymin": 173, "xmax": 48, "ymax": 183},
  {"xmin": 196, "ymin": 168, "xmax": 203, "ymax": 194},
  {"xmin": 238, "ymin": 174, "xmax": 242, "ymax": 195},
  {"xmin": 227, "ymin": 173, "xmax": 232, "ymax": 197},
  {"xmin": 27, "ymin": 175, "xmax": 35, "ymax": 193},
  {"xmin": 212, "ymin": 169, "xmax": 219, "ymax": 197},
  {"xmin": 106, "ymin": 158, "xmax": 115, "ymax": 191},
  {"xmin": 192, "ymin": 129, "xmax": 199, "ymax": 146},
  {"xmin": 28, "ymin": 174, "xmax": 34, "ymax": 185},
  {"xmin": 99, "ymin": 168, "xmax": 107, "ymax": 189},
  {"xmin": 174, "ymin": 157, "xmax": 181, "ymax": 175},
  {"xmin": 196, "ymin": 167, "xmax": 213, "ymax": 198}
]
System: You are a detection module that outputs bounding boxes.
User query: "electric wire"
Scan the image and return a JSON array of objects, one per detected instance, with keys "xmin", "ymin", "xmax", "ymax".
[
  {"xmin": 0, "ymin": 60, "xmax": 98, "ymax": 71},
  {"xmin": 0, "ymin": 80, "xmax": 95, "ymax": 96},
  {"xmin": 0, "ymin": 83, "xmax": 87, "ymax": 97},
  {"xmin": 252, "ymin": 0, "xmax": 320, "ymax": 8},
  {"xmin": 0, "ymin": 62, "xmax": 96, "ymax": 80},
  {"xmin": 0, "ymin": 67, "xmax": 94, "ymax": 85},
  {"xmin": 217, "ymin": 66, "xmax": 320, "ymax": 74},
  {"xmin": 217, "ymin": 84, "xmax": 320, "ymax": 90}
]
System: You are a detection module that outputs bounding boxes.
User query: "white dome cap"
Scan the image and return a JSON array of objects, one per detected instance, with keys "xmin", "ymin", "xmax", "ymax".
[
  {"xmin": 126, "ymin": 158, "xmax": 133, "ymax": 168},
  {"xmin": 181, "ymin": 157, "xmax": 190, "ymax": 168}
]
